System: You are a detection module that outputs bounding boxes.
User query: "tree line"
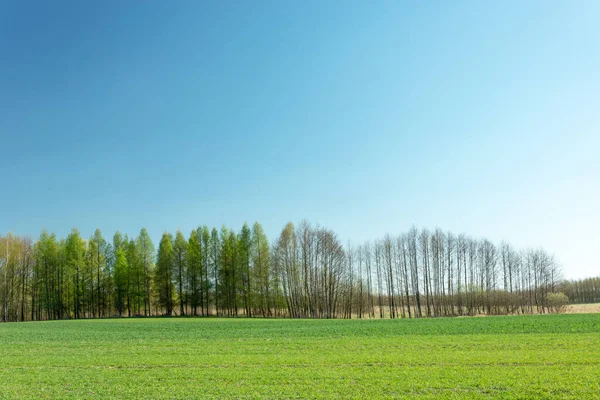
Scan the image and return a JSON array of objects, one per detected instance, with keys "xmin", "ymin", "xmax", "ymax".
[
  {"xmin": 561, "ymin": 277, "xmax": 600, "ymax": 304},
  {"xmin": 0, "ymin": 222, "xmax": 570, "ymax": 322}
]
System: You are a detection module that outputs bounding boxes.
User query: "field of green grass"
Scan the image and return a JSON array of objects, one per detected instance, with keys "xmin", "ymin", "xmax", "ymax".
[{"xmin": 1, "ymin": 315, "xmax": 599, "ymax": 399}]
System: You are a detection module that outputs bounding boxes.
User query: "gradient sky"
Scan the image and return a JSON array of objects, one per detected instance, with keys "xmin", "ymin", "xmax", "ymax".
[{"xmin": 1, "ymin": 1, "xmax": 598, "ymax": 279}]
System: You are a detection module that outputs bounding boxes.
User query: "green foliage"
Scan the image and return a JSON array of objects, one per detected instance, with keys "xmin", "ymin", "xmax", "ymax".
[
  {"xmin": 173, "ymin": 230, "xmax": 188, "ymax": 315},
  {"xmin": 113, "ymin": 247, "xmax": 128, "ymax": 315},
  {"xmin": 155, "ymin": 233, "xmax": 175, "ymax": 315},
  {"xmin": 64, "ymin": 229, "xmax": 86, "ymax": 319},
  {"xmin": 186, "ymin": 229, "xmax": 202, "ymax": 315},
  {"xmin": 0, "ymin": 223, "xmax": 575, "ymax": 322},
  {"xmin": 87, "ymin": 229, "xmax": 108, "ymax": 317},
  {"xmin": 126, "ymin": 239, "xmax": 144, "ymax": 315},
  {"xmin": 238, "ymin": 223, "xmax": 252, "ymax": 315},
  {"xmin": 136, "ymin": 228, "xmax": 155, "ymax": 316},
  {"xmin": 218, "ymin": 228, "xmax": 240, "ymax": 316},
  {"xmin": 1, "ymin": 314, "xmax": 599, "ymax": 399}
]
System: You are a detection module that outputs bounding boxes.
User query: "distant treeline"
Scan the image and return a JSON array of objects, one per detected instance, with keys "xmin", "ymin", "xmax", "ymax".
[
  {"xmin": 0, "ymin": 222, "xmax": 575, "ymax": 322},
  {"xmin": 562, "ymin": 277, "xmax": 600, "ymax": 304}
]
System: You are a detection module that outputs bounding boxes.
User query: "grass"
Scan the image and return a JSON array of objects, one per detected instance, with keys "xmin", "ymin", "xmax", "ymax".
[{"xmin": 1, "ymin": 314, "xmax": 599, "ymax": 399}]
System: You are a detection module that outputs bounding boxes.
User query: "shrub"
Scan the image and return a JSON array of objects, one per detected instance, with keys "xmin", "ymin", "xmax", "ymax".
[{"xmin": 547, "ymin": 292, "xmax": 569, "ymax": 314}]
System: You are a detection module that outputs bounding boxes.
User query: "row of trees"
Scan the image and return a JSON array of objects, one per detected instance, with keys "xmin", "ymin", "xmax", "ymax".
[
  {"xmin": 0, "ymin": 222, "xmax": 570, "ymax": 322},
  {"xmin": 562, "ymin": 277, "xmax": 600, "ymax": 304}
]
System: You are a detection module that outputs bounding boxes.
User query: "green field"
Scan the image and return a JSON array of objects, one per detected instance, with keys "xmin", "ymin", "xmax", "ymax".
[{"xmin": 1, "ymin": 315, "xmax": 599, "ymax": 399}]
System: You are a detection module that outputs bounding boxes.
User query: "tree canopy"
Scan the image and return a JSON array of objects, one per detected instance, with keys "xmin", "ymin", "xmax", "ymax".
[{"xmin": 0, "ymin": 221, "xmax": 576, "ymax": 322}]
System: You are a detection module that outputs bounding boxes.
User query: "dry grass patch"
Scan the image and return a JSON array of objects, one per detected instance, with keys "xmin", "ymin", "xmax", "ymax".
[{"xmin": 566, "ymin": 303, "xmax": 600, "ymax": 314}]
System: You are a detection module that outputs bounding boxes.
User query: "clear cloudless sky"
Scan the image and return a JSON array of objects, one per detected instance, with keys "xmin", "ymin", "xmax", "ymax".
[{"xmin": 1, "ymin": 1, "xmax": 598, "ymax": 279}]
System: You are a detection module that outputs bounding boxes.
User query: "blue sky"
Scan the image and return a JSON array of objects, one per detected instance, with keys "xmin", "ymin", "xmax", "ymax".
[{"xmin": 1, "ymin": 1, "xmax": 598, "ymax": 279}]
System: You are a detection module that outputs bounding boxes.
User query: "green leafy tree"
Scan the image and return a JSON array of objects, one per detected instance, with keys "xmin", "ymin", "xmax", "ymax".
[
  {"xmin": 112, "ymin": 232, "xmax": 126, "ymax": 315},
  {"xmin": 88, "ymin": 229, "xmax": 107, "ymax": 317},
  {"xmin": 113, "ymin": 247, "xmax": 128, "ymax": 316},
  {"xmin": 126, "ymin": 238, "xmax": 143, "ymax": 315},
  {"xmin": 173, "ymin": 231, "xmax": 188, "ymax": 316},
  {"xmin": 156, "ymin": 233, "xmax": 175, "ymax": 315},
  {"xmin": 238, "ymin": 223, "xmax": 252, "ymax": 316},
  {"xmin": 64, "ymin": 229, "xmax": 86, "ymax": 319},
  {"xmin": 187, "ymin": 229, "xmax": 202, "ymax": 316},
  {"xmin": 219, "ymin": 228, "xmax": 239, "ymax": 316},
  {"xmin": 136, "ymin": 228, "xmax": 155, "ymax": 316}
]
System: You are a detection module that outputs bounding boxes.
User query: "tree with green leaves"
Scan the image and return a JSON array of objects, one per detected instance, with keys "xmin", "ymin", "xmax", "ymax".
[
  {"xmin": 113, "ymin": 246, "xmax": 128, "ymax": 316},
  {"xmin": 64, "ymin": 229, "xmax": 85, "ymax": 319},
  {"xmin": 88, "ymin": 229, "xmax": 107, "ymax": 317},
  {"xmin": 112, "ymin": 232, "xmax": 128, "ymax": 315},
  {"xmin": 136, "ymin": 228, "xmax": 155, "ymax": 316},
  {"xmin": 238, "ymin": 223, "xmax": 252, "ymax": 316},
  {"xmin": 219, "ymin": 228, "xmax": 238, "ymax": 316},
  {"xmin": 126, "ymin": 238, "xmax": 143, "ymax": 315},
  {"xmin": 156, "ymin": 233, "xmax": 175, "ymax": 316},
  {"xmin": 1, "ymin": 222, "xmax": 570, "ymax": 322},
  {"xmin": 173, "ymin": 230, "xmax": 188, "ymax": 316},
  {"xmin": 187, "ymin": 229, "xmax": 202, "ymax": 316}
]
